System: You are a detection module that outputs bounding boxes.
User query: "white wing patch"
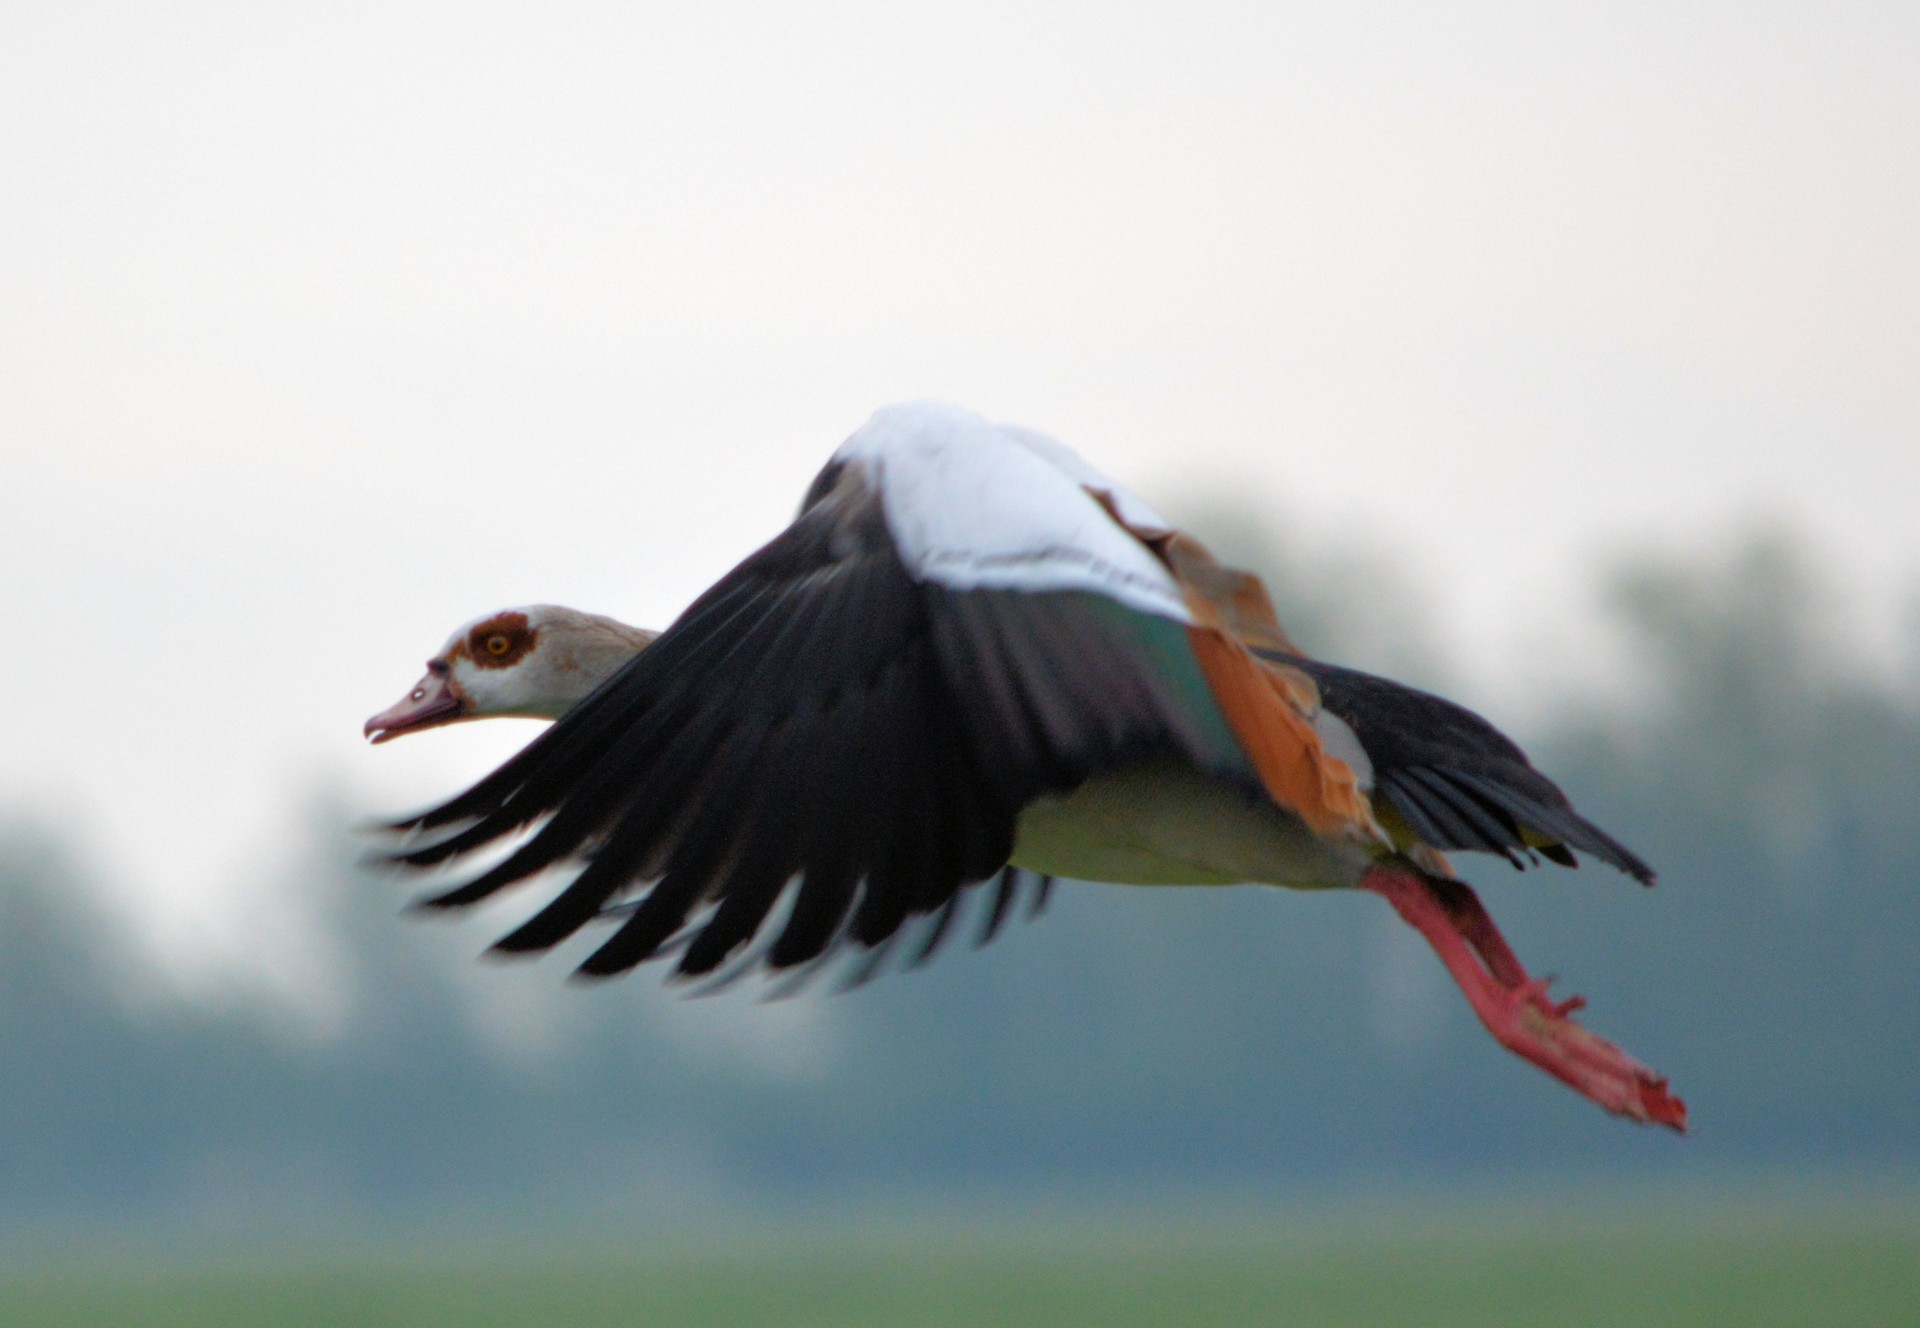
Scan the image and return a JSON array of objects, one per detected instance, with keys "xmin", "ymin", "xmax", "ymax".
[
  {"xmin": 994, "ymin": 423, "xmax": 1176, "ymax": 533},
  {"xmin": 1310, "ymin": 708, "xmax": 1375, "ymax": 793},
  {"xmin": 835, "ymin": 402, "xmax": 1192, "ymax": 623}
]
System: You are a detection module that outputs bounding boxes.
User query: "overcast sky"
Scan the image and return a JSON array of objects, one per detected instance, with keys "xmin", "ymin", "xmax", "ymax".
[{"xmin": 4, "ymin": 2, "xmax": 1916, "ymax": 995}]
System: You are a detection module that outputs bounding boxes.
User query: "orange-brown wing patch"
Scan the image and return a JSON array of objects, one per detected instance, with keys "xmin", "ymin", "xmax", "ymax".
[
  {"xmin": 1081, "ymin": 486, "xmax": 1382, "ymax": 843},
  {"xmin": 1081, "ymin": 487, "xmax": 1305, "ymax": 655},
  {"xmin": 1159, "ymin": 533, "xmax": 1305, "ymax": 656},
  {"xmin": 1186, "ymin": 624, "xmax": 1381, "ymax": 842}
]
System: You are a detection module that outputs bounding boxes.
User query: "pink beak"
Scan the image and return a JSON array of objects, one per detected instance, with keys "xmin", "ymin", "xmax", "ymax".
[{"xmin": 364, "ymin": 668, "xmax": 467, "ymax": 744}]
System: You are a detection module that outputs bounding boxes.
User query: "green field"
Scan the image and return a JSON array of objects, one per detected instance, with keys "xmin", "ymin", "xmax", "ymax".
[{"xmin": 5, "ymin": 1198, "xmax": 1916, "ymax": 1327}]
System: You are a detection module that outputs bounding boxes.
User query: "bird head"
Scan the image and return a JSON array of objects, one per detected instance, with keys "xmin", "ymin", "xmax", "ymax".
[{"xmin": 364, "ymin": 605, "xmax": 655, "ymax": 743}]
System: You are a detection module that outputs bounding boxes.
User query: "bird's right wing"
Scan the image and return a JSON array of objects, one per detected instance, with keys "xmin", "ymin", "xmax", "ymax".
[
  {"xmin": 1261, "ymin": 651, "xmax": 1654, "ymax": 883},
  {"xmin": 1141, "ymin": 528, "xmax": 1651, "ymax": 884}
]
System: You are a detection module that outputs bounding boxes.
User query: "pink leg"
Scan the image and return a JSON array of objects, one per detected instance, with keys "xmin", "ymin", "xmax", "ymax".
[
  {"xmin": 1422, "ymin": 876, "xmax": 1587, "ymax": 1017},
  {"xmin": 1421, "ymin": 875, "xmax": 1532, "ymax": 989},
  {"xmin": 1359, "ymin": 863, "xmax": 1687, "ymax": 1132}
]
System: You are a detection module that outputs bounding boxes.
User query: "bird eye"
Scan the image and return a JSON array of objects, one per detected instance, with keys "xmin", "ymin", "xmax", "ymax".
[{"xmin": 486, "ymin": 634, "xmax": 512, "ymax": 657}]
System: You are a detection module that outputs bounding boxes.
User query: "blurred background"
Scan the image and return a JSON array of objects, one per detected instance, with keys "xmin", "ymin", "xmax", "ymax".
[{"xmin": 2, "ymin": 2, "xmax": 1916, "ymax": 1322}]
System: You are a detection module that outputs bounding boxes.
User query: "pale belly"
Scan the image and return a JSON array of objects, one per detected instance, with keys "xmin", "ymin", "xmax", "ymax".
[{"xmin": 1008, "ymin": 757, "xmax": 1372, "ymax": 889}]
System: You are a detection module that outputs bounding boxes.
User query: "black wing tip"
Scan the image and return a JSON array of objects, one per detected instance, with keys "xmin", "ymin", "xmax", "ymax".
[
  {"xmin": 384, "ymin": 799, "xmax": 488, "ymax": 836},
  {"xmin": 561, "ymin": 927, "xmax": 691, "ymax": 986},
  {"xmin": 1027, "ymin": 874, "xmax": 1056, "ymax": 918},
  {"xmin": 358, "ymin": 827, "xmax": 476, "ymax": 872},
  {"xmin": 357, "ymin": 810, "xmax": 432, "ymax": 840},
  {"xmin": 547, "ymin": 863, "xmax": 1051, "ymax": 993},
  {"xmin": 1544, "ymin": 810, "xmax": 1657, "ymax": 886},
  {"xmin": 1386, "ymin": 766, "xmax": 1659, "ymax": 887},
  {"xmin": 836, "ymin": 931, "xmax": 906, "ymax": 992},
  {"xmin": 974, "ymin": 867, "xmax": 1022, "ymax": 948},
  {"xmin": 488, "ymin": 928, "xmax": 561, "ymax": 956},
  {"xmin": 1538, "ymin": 843, "xmax": 1577, "ymax": 869},
  {"xmin": 571, "ymin": 947, "xmax": 648, "ymax": 981},
  {"xmin": 759, "ymin": 949, "xmax": 842, "ymax": 1002},
  {"xmin": 408, "ymin": 874, "xmax": 512, "ymax": 911},
  {"xmin": 1526, "ymin": 834, "xmax": 1656, "ymax": 887},
  {"xmin": 406, "ymin": 892, "xmax": 462, "ymax": 914},
  {"xmin": 385, "ymin": 825, "xmax": 507, "ymax": 870},
  {"xmin": 357, "ymin": 844, "xmax": 407, "ymax": 872},
  {"xmin": 1547, "ymin": 840, "xmax": 1656, "ymax": 886},
  {"xmin": 480, "ymin": 940, "xmax": 543, "ymax": 963}
]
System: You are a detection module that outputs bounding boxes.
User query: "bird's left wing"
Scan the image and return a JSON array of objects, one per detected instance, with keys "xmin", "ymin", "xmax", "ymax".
[{"xmin": 382, "ymin": 405, "xmax": 1273, "ymax": 982}]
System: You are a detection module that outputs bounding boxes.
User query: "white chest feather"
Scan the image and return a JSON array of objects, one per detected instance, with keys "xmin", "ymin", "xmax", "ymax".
[{"xmin": 1009, "ymin": 758, "xmax": 1373, "ymax": 889}]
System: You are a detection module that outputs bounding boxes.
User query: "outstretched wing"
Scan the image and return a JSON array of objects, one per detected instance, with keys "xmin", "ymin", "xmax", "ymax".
[
  {"xmin": 385, "ymin": 406, "xmax": 1259, "ymax": 980},
  {"xmin": 1263, "ymin": 650, "xmax": 1654, "ymax": 883}
]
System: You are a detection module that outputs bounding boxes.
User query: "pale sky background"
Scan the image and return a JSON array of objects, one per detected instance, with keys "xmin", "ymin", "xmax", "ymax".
[{"xmin": 3, "ymin": 2, "xmax": 1916, "ymax": 1002}]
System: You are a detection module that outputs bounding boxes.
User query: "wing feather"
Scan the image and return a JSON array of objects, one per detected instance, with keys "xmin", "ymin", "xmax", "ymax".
[
  {"xmin": 1184, "ymin": 626, "xmax": 1381, "ymax": 843},
  {"xmin": 1256, "ymin": 649, "xmax": 1656, "ymax": 884},
  {"xmin": 386, "ymin": 455, "xmax": 1247, "ymax": 983}
]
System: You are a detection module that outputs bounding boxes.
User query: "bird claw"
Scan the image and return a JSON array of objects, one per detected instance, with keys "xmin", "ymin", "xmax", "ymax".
[
  {"xmin": 1506, "ymin": 978, "xmax": 1686, "ymax": 1131},
  {"xmin": 1517, "ymin": 976, "xmax": 1587, "ymax": 1020}
]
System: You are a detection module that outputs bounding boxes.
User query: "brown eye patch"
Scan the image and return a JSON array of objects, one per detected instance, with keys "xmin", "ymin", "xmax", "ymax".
[{"xmin": 465, "ymin": 612, "xmax": 536, "ymax": 669}]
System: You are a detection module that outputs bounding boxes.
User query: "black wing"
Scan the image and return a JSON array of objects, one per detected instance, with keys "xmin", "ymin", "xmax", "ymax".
[
  {"xmin": 385, "ymin": 464, "xmax": 1239, "ymax": 981},
  {"xmin": 1258, "ymin": 651, "xmax": 1654, "ymax": 884}
]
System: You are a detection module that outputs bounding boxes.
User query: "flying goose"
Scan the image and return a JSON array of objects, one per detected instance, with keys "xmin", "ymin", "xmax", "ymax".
[{"xmin": 367, "ymin": 402, "xmax": 1685, "ymax": 1131}]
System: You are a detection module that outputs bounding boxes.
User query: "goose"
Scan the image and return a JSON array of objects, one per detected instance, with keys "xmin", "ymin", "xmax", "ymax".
[{"xmin": 367, "ymin": 402, "xmax": 1685, "ymax": 1131}]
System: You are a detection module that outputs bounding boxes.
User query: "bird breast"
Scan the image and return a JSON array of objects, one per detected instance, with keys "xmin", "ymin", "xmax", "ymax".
[{"xmin": 1009, "ymin": 756, "xmax": 1374, "ymax": 889}]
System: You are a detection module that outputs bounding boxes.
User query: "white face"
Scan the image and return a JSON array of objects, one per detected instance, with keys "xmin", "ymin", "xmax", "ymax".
[{"xmin": 440, "ymin": 608, "xmax": 551, "ymax": 717}]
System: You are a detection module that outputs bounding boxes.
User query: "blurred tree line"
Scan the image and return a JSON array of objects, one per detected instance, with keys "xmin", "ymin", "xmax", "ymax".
[{"xmin": 1, "ymin": 530, "xmax": 1915, "ymax": 1228}]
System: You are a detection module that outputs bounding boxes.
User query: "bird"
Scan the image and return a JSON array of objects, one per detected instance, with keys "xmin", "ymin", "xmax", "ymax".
[{"xmin": 366, "ymin": 401, "xmax": 1686, "ymax": 1131}]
